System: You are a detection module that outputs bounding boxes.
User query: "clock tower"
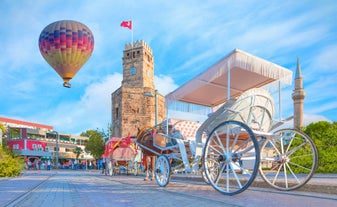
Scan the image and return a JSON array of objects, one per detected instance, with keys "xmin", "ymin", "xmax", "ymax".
[
  {"xmin": 122, "ymin": 41, "xmax": 154, "ymax": 88},
  {"xmin": 111, "ymin": 40, "xmax": 165, "ymax": 137}
]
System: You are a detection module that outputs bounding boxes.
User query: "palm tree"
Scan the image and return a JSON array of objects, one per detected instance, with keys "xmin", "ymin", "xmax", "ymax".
[{"xmin": 73, "ymin": 146, "xmax": 83, "ymax": 159}]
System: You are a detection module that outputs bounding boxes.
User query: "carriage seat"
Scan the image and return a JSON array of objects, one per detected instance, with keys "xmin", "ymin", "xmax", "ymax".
[
  {"xmin": 170, "ymin": 120, "xmax": 201, "ymax": 141},
  {"xmin": 169, "ymin": 120, "xmax": 202, "ymax": 157}
]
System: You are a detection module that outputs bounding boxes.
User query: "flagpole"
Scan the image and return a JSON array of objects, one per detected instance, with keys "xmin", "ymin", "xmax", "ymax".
[
  {"xmin": 131, "ymin": 21, "xmax": 134, "ymax": 59},
  {"xmin": 131, "ymin": 20, "xmax": 133, "ymax": 48},
  {"xmin": 120, "ymin": 20, "xmax": 133, "ymax": 58}
]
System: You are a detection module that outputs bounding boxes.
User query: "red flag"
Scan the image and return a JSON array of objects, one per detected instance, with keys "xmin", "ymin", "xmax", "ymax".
[{"xmin": 120, "ymin": 20, "xmax": 132, "ymax": 30}]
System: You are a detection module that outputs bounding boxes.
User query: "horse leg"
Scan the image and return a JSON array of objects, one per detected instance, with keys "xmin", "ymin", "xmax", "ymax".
[
  {"xmin": 151, "ymin": 156, "xmax": 155, "ymax": 181},
  {"xmin": 144, "ymin": 156, "xmax": 149, "ymax": 181}
]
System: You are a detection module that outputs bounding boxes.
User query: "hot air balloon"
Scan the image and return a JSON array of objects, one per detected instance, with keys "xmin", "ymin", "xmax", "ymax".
[{"xmin": 38, "ymin": 20, "xmax": 94, "ymax": 88}]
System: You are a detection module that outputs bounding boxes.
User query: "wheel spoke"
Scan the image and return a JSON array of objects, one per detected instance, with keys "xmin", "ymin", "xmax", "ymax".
[
  {"xmin": 285, "ymin": 162, "xmax": 300, "ymax": 184},
  {"xmin": 231, "ymin": 127, "xmax": 241, "ymax": 150},
  {"xmin": 214, "ymin": 131, "xmax": 226, "ymax": 153},
  {"xmin": 288, "ymin": 160, "xmax": 313, "ymax": 172},
  {"xmin": 230, "ymin": 162, "xmax": 243, "ymax": 189}
]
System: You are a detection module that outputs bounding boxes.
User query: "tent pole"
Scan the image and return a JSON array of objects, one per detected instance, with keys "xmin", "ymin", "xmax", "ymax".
[
  {"xmin": 279, "ymin": 81, "xmax": 282, "ymax": 121},
  {"xmin": 227, "ymin": 62, "xmax": 231, "ymax": 100}
]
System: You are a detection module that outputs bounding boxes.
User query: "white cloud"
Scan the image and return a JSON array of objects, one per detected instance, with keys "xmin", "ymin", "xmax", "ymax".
[
  {"xmin": 37, "ymin": 73, "xmax": 178, "ymax": 134},
  {"xmin": 155, "ymin": 75, "xmax": 179, "ymax": 96}
]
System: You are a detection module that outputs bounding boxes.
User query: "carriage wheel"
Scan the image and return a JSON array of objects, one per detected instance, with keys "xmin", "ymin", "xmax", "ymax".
[
  {"xmin": 109, "ymin": 160, "xmax": 118, "ymax": 176},
  {"xmin": 259, "ymin": 128, "xmax": 318, "ymax": 191},
  {"xmin": 133, "ymin": 162, "xmax": 139, "ymax": 176},
  {"xmin": 107, "ymin": 161, "xmax": 113, "ymax": 176},
  {"xmin": 154, "ymin": 155, "xmax": 171, "ymax": 187},
  {"xmin": 203, "ymin": 120, "xmax": 260, "ymax": 195}
]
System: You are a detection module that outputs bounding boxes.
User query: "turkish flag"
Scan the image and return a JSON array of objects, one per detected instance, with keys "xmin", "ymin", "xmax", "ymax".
[{"xmin": 120, "ymin": 20, "xmax": 132, "ymax": 30}]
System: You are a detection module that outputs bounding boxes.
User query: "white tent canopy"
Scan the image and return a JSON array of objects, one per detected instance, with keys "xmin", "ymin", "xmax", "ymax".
[{"xmin": 165, "ymin": 49, "xmax": 293, "ymax": 107}]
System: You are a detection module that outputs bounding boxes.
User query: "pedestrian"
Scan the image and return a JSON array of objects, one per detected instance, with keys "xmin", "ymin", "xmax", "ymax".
[
  {"xmin": 69, "ymin": 159, "xmax": 73, "ymax": 170},
  {"xmin": 34, "ymin": 159, "xmax": 39, "ymax": 170},
  {"xmin": 28, "ymin": 160, "xmax": 32, "ymax": 170},
  {"xmin": 102, "ymin": 158, "xmax": 106, "ymax": 174},
  {"xmin": 47, "ymin": 159, "xmax": 51, "ymax": 170},
  {"xmin": 74, "ymin": 159, "xmax": 78, "ymax": 170}
]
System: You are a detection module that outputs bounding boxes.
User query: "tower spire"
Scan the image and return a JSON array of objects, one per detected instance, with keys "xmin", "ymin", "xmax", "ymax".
[
  {"xmin": 295, "ymin": 56, "xmax": 302, "ymax": 79},
  {"xmin": 292, "ymin": 56, "xmax": 306, "ymax": 129}
]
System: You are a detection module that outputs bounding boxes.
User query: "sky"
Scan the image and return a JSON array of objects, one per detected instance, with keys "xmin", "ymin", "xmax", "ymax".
[{"xmin": 0, "ymin": 0, "xmax": 336, "ymax": 135}]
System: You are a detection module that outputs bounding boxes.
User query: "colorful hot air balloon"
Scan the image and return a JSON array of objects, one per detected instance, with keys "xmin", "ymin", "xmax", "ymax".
[{"xmin": 38, "ymin": 20, "xmax": 94, "ymax": 88}]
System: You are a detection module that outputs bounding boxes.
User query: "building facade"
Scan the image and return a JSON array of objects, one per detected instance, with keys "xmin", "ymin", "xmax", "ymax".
[
  {"xmin": 111, "ymin": 40, "xmax": 166, "ymax": 137},
  {"xmin": 0, "ymin": 116, "xmax": 91, "ymax": 166}
]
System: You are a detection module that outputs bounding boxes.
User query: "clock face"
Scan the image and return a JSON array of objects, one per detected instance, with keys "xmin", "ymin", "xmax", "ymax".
[{"xmin": 130, "ymin": 67, "xmax": 136, "ymax": 75}]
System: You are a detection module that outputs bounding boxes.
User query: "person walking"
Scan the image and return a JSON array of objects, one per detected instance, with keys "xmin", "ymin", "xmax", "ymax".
[
  {"xmin": 47, "ymin": 159, "xmax": 51, "ymax": 170},
  {"xmin": 102, "ymin": 158, "xmax": 106, "ymax": 174},
  {"xmin": 34, "ymin": 159, "xmax": 39, "ymax": 170},
  {"xmin": 68, "ymin": 159, "xmax": 73, "ymax": 170},
  {"xmin": 74, "ymin": 159, "xmax": 78, "ymax": 170}
]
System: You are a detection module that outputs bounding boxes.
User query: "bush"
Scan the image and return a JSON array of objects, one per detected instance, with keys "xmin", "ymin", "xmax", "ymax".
[
  {"xmin": 0, "ymin": 146, "xmax": 25, "ymax": 177},
  {"xmin": 304, "ymin": 121, "xmax": 337, "ymax": 173}
]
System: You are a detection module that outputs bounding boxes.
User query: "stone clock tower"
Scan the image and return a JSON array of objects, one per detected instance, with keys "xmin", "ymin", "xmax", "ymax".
[{"xmin": 111, "ymin": 40, "xmax": 166, "ymax": 137}]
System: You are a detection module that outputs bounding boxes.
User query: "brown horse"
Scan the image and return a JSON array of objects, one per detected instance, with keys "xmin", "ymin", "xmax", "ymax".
[
  {"xmin": 136, "ymin": 126, "xmax": 157, "ymax": 181},
  {"xmin": 136, "ymin": 125, "xmax": 175, "ymax": 181}
]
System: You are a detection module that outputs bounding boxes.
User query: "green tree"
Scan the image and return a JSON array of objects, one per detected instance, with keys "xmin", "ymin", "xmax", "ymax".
[
  {"xmin": 81, "ymin": 130, "xmax": 105, "ymax": 159},
  {"xmin": 73, "ymin": 146, "xmax": 83, "ymax": 159},
  {"xmin": 0, "ymin": 123, "xmax": 6, "ymax": 135},
  {"xmin": 0, "ymin": 136, "xmax": 25, "ymax": 177},
  {"xmin": 0, "ymin": 123, "xmax": 5, "ymax": 147},
  {"xmin": 304, "ymin": 121, "xmax": 337, "ymax": 173}
]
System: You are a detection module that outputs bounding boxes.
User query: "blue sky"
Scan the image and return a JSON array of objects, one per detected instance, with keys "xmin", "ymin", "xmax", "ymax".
[{"xmin": 0, "ymin": 0, "xmax": 336, "ymax": 134}]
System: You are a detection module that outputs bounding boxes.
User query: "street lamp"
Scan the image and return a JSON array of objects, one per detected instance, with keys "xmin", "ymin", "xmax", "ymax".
[
  {"xmin": 144, "ymin": 90, "xmax": 158, "ymax": 125},
  {"xmin": 51, "ymin": 131, "xmax": 59, "ymax": 169}
]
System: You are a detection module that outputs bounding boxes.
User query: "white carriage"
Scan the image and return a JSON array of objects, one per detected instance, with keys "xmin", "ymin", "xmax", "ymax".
[{"xmin": 136, "ymin": 49, "xmax": 318, "ymax": 195}]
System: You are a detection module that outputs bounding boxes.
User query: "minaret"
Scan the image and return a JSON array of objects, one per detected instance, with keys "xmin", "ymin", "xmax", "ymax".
[{"xmin": 292, "ymin": 57, "xmax": 306, "ymax": 129}]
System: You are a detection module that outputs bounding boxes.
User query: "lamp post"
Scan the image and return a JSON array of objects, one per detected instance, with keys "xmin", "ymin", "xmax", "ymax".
[
  {"xmin": 51, "ymin": 131, "xmax": 59, "ymax": 169},
  {"xmin": 155, "ymin": 90, "xmax": 158, "ymax": 125},
  {"xmin": 144, "ymin": 90, "xmax": 158, "ymax": 125}
]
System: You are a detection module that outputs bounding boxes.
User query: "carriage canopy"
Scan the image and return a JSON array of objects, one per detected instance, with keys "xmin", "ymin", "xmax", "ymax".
[{"xmin": 165, "ymin": 49, "xmax": 293, "ymax": 107}]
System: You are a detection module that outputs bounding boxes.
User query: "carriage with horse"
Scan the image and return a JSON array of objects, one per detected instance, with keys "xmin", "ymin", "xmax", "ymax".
[
  {"xmin": 104, "ymin": 135, "xmax": 142, "ymax": 176},
  {"xmin": 136, "ymin": 49, "xmax": 318, "ymax": 195}
]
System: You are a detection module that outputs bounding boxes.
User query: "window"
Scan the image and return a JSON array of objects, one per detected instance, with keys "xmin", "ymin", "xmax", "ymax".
[{"xmin": 115, "ymin": 107, "xmax": 119, "ymax": 119}]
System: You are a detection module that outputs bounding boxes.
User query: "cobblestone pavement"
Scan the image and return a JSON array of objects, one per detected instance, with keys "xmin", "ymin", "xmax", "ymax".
[{"xmin": 0, "ymin": 170, "xmax": 336, "ymax": 207}]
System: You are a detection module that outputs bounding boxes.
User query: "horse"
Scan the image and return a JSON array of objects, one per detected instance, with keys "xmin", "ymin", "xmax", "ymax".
[{"xmin": 136, "ymin": 126, "xmax": 157, "ymax": 181}]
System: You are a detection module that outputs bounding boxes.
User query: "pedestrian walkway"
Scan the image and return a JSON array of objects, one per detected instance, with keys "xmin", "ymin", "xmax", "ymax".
[
  {"xmin": 0, "ymin": 170, "xmax": 56, "ymax": 206},
  {"xmin": 170, "ymin": 173, "xmax": 337, "ymax": 195},
  {"xmin": 0, "ymin": 170, "xmax": 336, "ymax": 207}
]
